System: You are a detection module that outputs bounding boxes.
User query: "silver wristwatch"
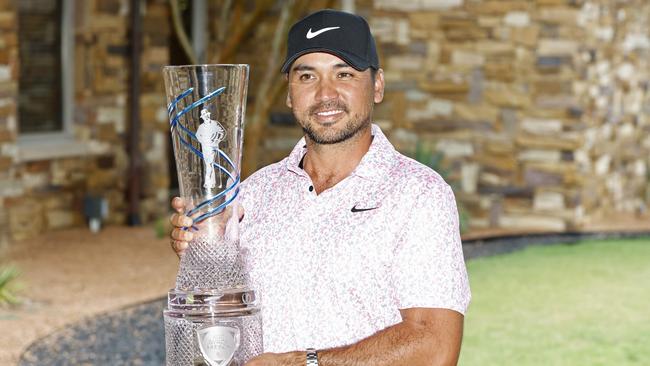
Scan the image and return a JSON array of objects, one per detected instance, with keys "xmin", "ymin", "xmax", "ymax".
[{"xmin": 306, "ymin": 348, "xmax": 319, "ymax": 365}]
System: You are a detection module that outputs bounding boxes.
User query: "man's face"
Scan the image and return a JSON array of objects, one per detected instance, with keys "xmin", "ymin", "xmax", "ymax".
[{"xmin": 286, "ymin": 52, "xmax": 384, "ymax": 145}]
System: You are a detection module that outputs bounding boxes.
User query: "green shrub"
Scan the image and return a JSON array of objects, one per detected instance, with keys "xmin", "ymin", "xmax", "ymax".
[
  {"xmin": 0, "ymin": 265, "xmax": 21, "ymax": 306},
  {"xmin": 154, "ymin": 216, "xmax": 168, "ymax": 239}
]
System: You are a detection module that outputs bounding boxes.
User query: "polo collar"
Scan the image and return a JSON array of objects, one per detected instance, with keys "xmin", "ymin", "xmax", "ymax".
[{"xmin": 285, "ymin": 124, "xmax": 397, "ymax": 181}]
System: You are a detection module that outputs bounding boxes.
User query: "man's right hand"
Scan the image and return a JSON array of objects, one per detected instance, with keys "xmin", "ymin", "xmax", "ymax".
[{"xmin": 169, "ymin": 197, "xmax": 194, "ymax": 257}]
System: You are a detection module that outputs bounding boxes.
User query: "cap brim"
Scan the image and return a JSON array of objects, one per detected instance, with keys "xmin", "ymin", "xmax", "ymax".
[{"xmin": 281, "ymin": 48, "xmax": 373, "ymax": 73}]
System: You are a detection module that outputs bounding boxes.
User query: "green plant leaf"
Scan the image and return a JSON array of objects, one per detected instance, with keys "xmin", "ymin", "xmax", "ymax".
[{"xmin": 0, "ymin": 265, "xmax": 21, "ymax": 306}]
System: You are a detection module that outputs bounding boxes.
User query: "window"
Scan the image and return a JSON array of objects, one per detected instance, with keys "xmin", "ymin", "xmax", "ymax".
[{"xmin": 17, "ymin": 0, "xmax": 73, "ymax": 138}]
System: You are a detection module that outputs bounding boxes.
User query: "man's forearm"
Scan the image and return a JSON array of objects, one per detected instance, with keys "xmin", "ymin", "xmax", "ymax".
[
  {"xmin": 317, "ymin": 313, "xmax": 461, "ymax": 366},
  {"xmin": 246, "ymin": 309, "xmax": 463, "ymax": 366}
]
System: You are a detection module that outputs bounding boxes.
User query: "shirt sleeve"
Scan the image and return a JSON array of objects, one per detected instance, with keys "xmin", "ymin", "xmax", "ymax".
[{"xmin": 390, "ymin": 182, "xmax": 471, "ymax": 315}]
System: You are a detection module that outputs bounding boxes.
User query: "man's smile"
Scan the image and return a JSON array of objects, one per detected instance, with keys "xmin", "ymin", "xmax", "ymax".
[
  {"xmin": 310, "ymin": 101, "xmax": 349, "ymax": 124},
  {"xmin": 316, "ymin": 109, "xmax": 344, "ymax": 117}
]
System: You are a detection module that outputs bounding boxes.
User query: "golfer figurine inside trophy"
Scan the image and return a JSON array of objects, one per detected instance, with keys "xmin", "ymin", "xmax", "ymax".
[
  {"xmin": 162, "ymin": 64, "xmax": 262, "ymax": 366},
  {"xmin": 197, "ymin": 109, "xmax": 225, "ymax": 189}
]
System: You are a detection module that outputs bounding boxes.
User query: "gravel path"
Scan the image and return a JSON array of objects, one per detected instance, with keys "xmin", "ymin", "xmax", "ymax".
[{"xmin": 0, "ymin": 226, "xmax": 178, "ymax": 365}]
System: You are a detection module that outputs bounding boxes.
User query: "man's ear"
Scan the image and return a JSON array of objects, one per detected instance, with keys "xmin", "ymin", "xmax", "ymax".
[
  {"xmin": 285, "ymin": 73, "xmax": 292, "ymax": 108},
  {"xmin": 286, "ymin": 91, "xmax": 292, "ymax": 108},
  {"xmin": 374, "ymin": 68, "xmax": 385, "ymax": 104}
]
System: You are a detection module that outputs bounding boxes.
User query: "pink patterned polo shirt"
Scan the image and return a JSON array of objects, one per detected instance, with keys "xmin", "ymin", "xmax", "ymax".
[{"xmin": 239, "ymin": 124, "xmax": 471, "ymax": 353}]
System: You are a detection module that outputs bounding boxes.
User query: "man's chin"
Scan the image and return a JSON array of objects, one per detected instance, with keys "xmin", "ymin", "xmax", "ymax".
[
  {"xmin": 310, "ymin": 114, "xmax": 347, "ymax": 127},
  {"xmin": 304, "ymin": 125, "xmax": 367, "ymax": 145},
  {"xmin": 311, "ymin": 135, "xmax": 346, "ymax": 145}
]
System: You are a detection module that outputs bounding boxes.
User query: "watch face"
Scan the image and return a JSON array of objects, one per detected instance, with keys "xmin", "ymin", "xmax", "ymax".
[{"xmin": 196, "ymin": 324, "xmax": 241, "ymax": 366}]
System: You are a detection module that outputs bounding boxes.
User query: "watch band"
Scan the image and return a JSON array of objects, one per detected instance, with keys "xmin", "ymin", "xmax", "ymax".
[{"xmin": 306, "ymin": 348, "xmax": 319, "ymax": 366}]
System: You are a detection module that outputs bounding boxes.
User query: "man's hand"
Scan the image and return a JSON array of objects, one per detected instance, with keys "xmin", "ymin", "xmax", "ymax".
[
  {"xmin": 169, "ymin": 197, "xmax": 194, "ymax": 257},
  {"xmin": 245, "ymin": 351, "xmax": 303, "ymax": 366},
  {"xmin": 169, "ymin": 196, "xmax": 245, "ymax": 258}
]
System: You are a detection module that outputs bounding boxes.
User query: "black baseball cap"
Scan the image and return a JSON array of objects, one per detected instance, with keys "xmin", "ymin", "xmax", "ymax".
[{"xmin": 281, "ymin": 9, "xmax": 379, "ymax": 73}]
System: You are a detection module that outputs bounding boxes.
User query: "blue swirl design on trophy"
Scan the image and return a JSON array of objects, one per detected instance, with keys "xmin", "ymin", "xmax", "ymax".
[{"xmin": 168, "ymin": 86, "xmax": 239, "ymax": 225}]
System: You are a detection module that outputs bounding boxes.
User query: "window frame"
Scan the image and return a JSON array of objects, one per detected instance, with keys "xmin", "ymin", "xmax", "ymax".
[{"xmin": 17, "ymin": 0, "xmax": 84, "ymax": 161}]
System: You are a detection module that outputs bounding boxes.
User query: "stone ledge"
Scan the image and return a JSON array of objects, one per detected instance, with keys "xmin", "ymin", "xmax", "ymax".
[{"xmin": 16, "ymin": 135, "xmax": 111, "ymax": 163}]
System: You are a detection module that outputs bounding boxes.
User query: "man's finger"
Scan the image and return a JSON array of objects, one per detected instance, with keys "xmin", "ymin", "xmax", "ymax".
[
  {"xmin": 170, "ymin": 213, "xmax": 193, "ymax": 228},
  {"xmin": 171, "ymin": 228, "xmax": 194, "ymax": 242},
  {"xmin": 171, "ymin": 197, "xmax": 185, "ymax": 213},
  {"xmin": 170, "ymin": 240, "xmax": 188, "ymax": 257}
]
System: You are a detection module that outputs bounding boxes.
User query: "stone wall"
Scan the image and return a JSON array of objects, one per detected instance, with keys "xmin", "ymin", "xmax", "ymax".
[
  {"xmin": 345, "ymin": 0, "xmax": 649, "ymax": 231},
  {"xmin": 1, "ymin": 0, "xmax": 648, "ymax": 243},
  {"xmin": 0, "ymin": 0, "xmax": 18, "ymax": 248},
  {"xmin": 574, "ymin": 0, "xmax": 650, "ymax": 220},
  {"xmin": 0, "ymin": 0, "xmax": 171, "ymax": 242}
]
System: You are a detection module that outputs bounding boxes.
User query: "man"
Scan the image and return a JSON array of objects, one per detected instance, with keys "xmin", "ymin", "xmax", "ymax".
[
  {"xmin": 170, "ymin": 9, "xmax": 470, "ymax": 366},
  {"xmin": 196, "ymin": 108, "xmax": 225, "ymax": 189}
]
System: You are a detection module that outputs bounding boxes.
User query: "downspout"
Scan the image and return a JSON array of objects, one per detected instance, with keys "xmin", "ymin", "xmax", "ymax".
[{"xmin": 127, "ymin": 0, "xmax": 142, "ymax": 226}]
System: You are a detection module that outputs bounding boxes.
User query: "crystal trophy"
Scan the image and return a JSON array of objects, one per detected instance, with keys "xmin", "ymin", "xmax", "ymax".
[{"xmin": 162, "ymin": 65, "xmax": 262, "ymax": 366}]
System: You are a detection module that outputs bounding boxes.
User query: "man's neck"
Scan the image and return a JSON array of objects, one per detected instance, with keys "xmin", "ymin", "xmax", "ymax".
[{"xmin": 302, "ymin": 125, "xmax": 373, "ymax": 194}]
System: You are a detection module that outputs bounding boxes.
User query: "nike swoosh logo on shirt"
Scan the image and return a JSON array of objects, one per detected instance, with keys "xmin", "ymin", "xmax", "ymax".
[
  {"xmin": 351, "ymin": 205, "xmax": 378, "ymax": 213},
  {"xmin": 306, "ymin": 26, "xmax": 341, "ymax": 39}
]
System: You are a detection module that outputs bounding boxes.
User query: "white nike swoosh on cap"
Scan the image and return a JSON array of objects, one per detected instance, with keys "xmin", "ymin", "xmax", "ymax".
[{"xmin": 306, "ymin": 26, "xmax": 341, "ymax": 39}]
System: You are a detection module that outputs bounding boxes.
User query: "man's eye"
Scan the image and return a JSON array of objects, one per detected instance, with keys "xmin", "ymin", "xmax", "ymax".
[
  {"xmin": 338, "ymin": 72, "xmax": 353, "ymax": 79},
  {"xmin": 299, "ymin": 74, "xmax": 314, "ymax": 81}
]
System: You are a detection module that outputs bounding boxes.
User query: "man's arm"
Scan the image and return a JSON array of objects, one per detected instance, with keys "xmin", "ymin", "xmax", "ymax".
[
  {"xmin": 246, "ymin": 307, "xmax": 464, "ymax": 366},
  {"xmin": 319, "ymin": 307, "xmax": 464, "ymax": 366}
]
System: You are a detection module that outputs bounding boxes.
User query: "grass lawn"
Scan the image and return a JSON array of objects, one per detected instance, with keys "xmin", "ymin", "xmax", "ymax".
[{"xmin": 459, "ymin": 238, "xmax": 650, "ymax": 366}]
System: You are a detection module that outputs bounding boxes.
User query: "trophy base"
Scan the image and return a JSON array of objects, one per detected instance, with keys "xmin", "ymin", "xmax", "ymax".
[{"xmin": 164, "ymin": 288, "xmax": 263, "ymax": 366}]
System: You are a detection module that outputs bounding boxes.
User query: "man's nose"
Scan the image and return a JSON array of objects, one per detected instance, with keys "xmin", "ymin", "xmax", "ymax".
[{"xmin": 315, "ymin": 78, "xmax": 339, "ymax": 102}]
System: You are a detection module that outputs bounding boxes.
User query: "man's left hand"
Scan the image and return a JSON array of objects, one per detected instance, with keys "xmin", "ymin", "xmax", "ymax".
[{"xmin": 245, "ymin": 351, "xmax": 303, "ymax": 366}]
